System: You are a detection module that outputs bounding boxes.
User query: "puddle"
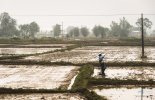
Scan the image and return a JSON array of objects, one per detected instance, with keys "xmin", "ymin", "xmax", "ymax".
[
  {"xmin": 0, "ymin": 48, "xmax": 61, "ymax": 55},
  {"xmin": 0, "ymin": 93, "xmax": 86, "ymax": 100},
  {"xmin": 91, "ymin": 85, "xmax": 155, "ymax": 100},
  {"xmin": 68, "ymin": 72, "xmax": 79, "ymax": 90},
  {"xmin": 93, "ymin": 67, "xmax": 155, "ymax": 81},
  {"xmin": 25, "ymin": 46, "xmax": 155, "ymax": 63},
  {"xmin": 0, "ymin": 65, "xmax": 79, "ymax": 89}
]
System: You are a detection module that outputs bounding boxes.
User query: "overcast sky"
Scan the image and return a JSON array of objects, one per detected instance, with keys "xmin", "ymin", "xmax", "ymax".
[{"xmin": 0, "ymin": 0, "xmax": 155, "ymax": 32}]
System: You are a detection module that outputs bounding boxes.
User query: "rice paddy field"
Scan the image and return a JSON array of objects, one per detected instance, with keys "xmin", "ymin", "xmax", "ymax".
[
  {"xmin": 24, "ymin": 46, "xmax": 155, "ymax": 63},
  {"xmin": 0, "ymin": 43, "xmax": 155, "ymax": 100},
  {"xmin": 0, "ymin": 65, "xmax": 79, "ymax": 89},
  {"xmin": 0, "ymin": 93, "xmax": 86, "ymax": 100},
  {"xmin": 91, "ymin": 85, "xmax": 155, "ymax": 100}
]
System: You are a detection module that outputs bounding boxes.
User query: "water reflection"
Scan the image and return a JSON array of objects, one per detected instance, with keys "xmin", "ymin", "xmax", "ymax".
[
  {"xmin": 0, "ymin": 65, "xmax": 78, "ymax": 89},
  {"xmin": 91, "ymin": 85, "xmax": 155, "ymax": 100},
  {"xmin": 35, "ymin": 46, "xmax": 155, "ymax": 63},
  {"xmin": 0, "ymin": 48, "xmax": 60, "ymax": 55},
  {"xmin": 1, "ymin": 49, "xmax": 16, "ymax": 54},
  {"xmin": 93, "ymin": 67, "xmax": 155, "ymax": 81}
]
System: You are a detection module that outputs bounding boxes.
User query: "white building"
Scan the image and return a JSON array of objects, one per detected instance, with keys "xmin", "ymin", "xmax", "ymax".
[{"xmin": 131, "ymin": 31, "xmax": 141, "ymax": 38}]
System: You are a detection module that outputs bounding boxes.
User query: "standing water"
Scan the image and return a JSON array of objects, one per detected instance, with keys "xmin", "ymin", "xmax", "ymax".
[
  {"xmin": 67, "ymin": 72, "xmax": 79, "ymax": 90},
  {"xmin": 91, "ymin": 85, "xmax": 155, "ymax": 100},
  {"xmin": 93, "ymin": 67, "xmax": 155, "ymax": 81}
]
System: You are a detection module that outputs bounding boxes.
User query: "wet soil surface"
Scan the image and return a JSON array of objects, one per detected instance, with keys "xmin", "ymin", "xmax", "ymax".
[
  {"xmin": 0, "ymin": 65, "xmax": 79, "ymax": 89},
  {"xmin": 91, "ymin": 85, "xmax": 155, "ymax": 100},
  {"xmin": 0, "ymin": 48, "xmax": 61, "ymax": 55},
  {"xmin": 24, "ymin": 46, "xmax": 155, "ymax": 64},
  {"xmin": 0, "ymin": 93, "xmax": 86, "ymax": 100},
  {"xmin": 17, "ymin": 44, "xmax": 73, "ymax": 47},
  {"xmin": 93, "ymin": 67, "xmax": 155, "ymax": 81}
]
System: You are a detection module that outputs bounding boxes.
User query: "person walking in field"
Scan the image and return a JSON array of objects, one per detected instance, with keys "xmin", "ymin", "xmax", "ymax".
[{"xmin": 98, "ymin": 54, "xmax": 106, "ymax": 75}]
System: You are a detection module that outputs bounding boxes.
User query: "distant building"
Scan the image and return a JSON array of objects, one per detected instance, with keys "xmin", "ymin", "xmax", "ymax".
[
  {"xmin": 35, "ymin": 31, "xmax": 53, "ymax": 38},
  {"xmin": 131, "ymin": 31, "xmax": 141, "ymax": 38},
  {"xmin": 130, "ymin": 26, "xmax": 141, "ymax": 38}
]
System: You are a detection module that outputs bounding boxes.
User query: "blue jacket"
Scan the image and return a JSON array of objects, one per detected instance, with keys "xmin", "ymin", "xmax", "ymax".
[{"xmin": 99, "ymin": 55, "xmax": 104, "ymax": 61}]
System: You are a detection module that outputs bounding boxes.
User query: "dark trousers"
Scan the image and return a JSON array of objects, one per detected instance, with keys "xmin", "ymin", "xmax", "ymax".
[{"xmin": 101, "ymin": 62, "xmax": 106, "ymax": 74}]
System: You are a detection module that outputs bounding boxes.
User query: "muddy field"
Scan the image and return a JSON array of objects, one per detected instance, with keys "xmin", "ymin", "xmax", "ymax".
[
  {"xmin": 0, "ymin": 65, "xmax": 79, "ymax": 89},
  {"xmin": 0, "ymin": 48, "xmax": 61, "ymax": 55},
  {"xmin": 0, "ymin": 44, "xmax": 74, "ymax": 56},
  {"xmin": 24, "ymin": 46, "xmax": 155, "ymax": 63},
  {"xmin": 17, "ymin": 44, "xmax": 74, "ymax": 48},
  {"xmin": 91, "ymin": 85, "xmax": 155, "ymax": 100},
  {"xmin": 0, "ymin": 45, "xmax": 155, "ymax": 100},
  {"xmin": 93, "ymin": 67, "xmax": 155, "ymax": 81},
  {"xmin": 0, "ymin": 93, "xmax": 86, "ymax": 100}
]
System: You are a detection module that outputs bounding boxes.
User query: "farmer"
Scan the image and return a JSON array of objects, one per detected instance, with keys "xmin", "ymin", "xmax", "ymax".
[{"xmin": 98, "ymin": 54, "xmax": 106, "ymax": 75}]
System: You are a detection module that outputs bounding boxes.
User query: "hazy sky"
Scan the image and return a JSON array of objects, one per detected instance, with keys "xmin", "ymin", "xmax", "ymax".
[{"xmin": 0, "ymin": 0, "xmax": 155, "ymax": 31}]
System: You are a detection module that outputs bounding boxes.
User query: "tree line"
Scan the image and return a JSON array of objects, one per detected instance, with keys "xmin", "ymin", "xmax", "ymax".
[
  {"xmin": 0, "ymin": 12, "xmax": 153, "ymax": 39},
  {"xmin": 0, "ymin": 12, "xmax": 40, "ymax": 38}
]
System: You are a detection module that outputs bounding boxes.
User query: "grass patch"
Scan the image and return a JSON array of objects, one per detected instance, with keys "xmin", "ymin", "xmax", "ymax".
[
  {"xmin": 1, "ymin": 58, "xmax": 155, "ymax": 67},
  {"xmin": 91, "ymin": 61, "xmax": 155, "ymax": 67},
  {"xmin": 89, "ymin": 78, "xmax": 155, "ymax": 86},
  {"xmin": 0, "ymin": 37, "xmax": 64, "ymax": 44},
  {"xmin": 0, "ymin": 60, "xmax": 78, "ymax": 66},
  {"xmin": 71, "ymin": 64, "xmax": 94, "ymax": 90},
  {"xmin": 1, "ymin": 37, "xmax": 155, "ymax": 47},
  {"xmin": 0, "ymin": 87, "xmax": 68, "ymax": 94},
  {"xmin": 71, "ymin": 64, "xmax": 107, "ymax": 100},
  {"xmin": 75, "ymin": 88, "xmax": 106, "ymax": 100}
]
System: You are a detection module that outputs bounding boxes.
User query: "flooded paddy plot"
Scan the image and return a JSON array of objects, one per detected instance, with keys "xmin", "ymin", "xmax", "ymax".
[
  {"xmin": 93, "ymin": 67, "xmax": 155, "ymax": 81},
  {"xmin": 75, "ymin": 46, "xmax": 155, "ymax": 63},
  {"xmin": 0, "ymin": 65, "xmax": 79, "ymax": 89},
  {"xmin": 18, "ymin": 44, "xmax": 74, "ymax": 48},
  {"xmin": 25, "ymin": 46, "xmax": 155, "ymax": 64},
  {"xmin": 91, "ymin": 85, "xmax": 155, "ymax": 100},
  {"xmin": 0, "ymin": 93, "xmax": 85, "ymax": 100},
  {"xmin": 0, "ymin": 48, "xmax": 61, "ymax": 55},
  {"xmin": 29, "ymin": 50, "xmax": 89, "ymax": 63}
]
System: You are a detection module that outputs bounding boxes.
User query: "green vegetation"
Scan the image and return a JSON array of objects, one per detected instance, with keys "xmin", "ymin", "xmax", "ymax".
[
  {"xmin": 109, "ymin": 17, "xmax": 131, "ymax": 38},
  {"xmin": 53, "ymin": 24, "xmax": 61, "ymax": 37},
  {"xmin": 1, "ymin": 57, "xmax": 155, "ymax": 67},
  {"xmin": 0, "ymin": 37, "xmax": 64, "ymax": 44},
  {"xmin": 70, "ymin": 27, "xmax": 80, "ymax": 37},
  {"xmin": 0, "ymin": 88, "xmax": 67, "ymax": 94},
  {"xmin": 136, "ymin": 18, "xmax": 152, "ymax": 35},
  {"xmin": 19, "ymin": 22, "xmax": 40, "ymax": 38},
  {"xmin": 0, "ymin": 60, "xmax": 78, "ymax": 66},
  {"xmin": 0, "ymin": 37, "xmax": 155, "ymax": 46},
  {"xmin": 0, "ymin": 12, "xmax": 18, "ymax": 37},
  {"xmin": 75, "ymin": 88, "xmax": 106, "ymax": 100},
  {"xmin": 104, "ymin": 61, "xmax": 155, "ymax": 66},
  {"xmin": 0, "ymin": 12, "xmax": 154, "ymax": 40},
  {"xmin": 71, "ymin": 64, "xmax": 94, "ymax": 90},
  {"xmin": 92, "ymin": 25, "xmax": 108, "ymax": 38},
  {"xmin": 71, "ymin": 64, "xmax": 107, "ymax": 100},
  {"xmin": 80, "ymin": 27, "xmax": 90, "ymax": 38},
  {"xmin": 89, "ymin": 78, "xmax": 155, "ymax": 86}
]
